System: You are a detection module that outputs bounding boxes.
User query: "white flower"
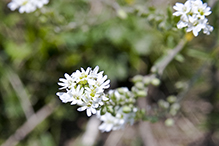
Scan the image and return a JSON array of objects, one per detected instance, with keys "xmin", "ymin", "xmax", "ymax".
[
  {"xmin": 69, "ymin": 85, "xmax": 84, "ymax": 105},
  {"xmin": 77, "ymin": 95, "xmax": 99, "ymax": 117},
  {"xmin": 173, "ymin": 1, "xmax": 191, "ymax": 18},
  {"xmin": 88, "ymin": 66, "xmax": 110, "ymax": 89},
  {"xmin": 73, "ymin": 67, "xmax": 91, "ymax": 84},
  {"xmin": 98, "ymin": 112, "xmax": 125, "ymax": 132},
  {"xmin": 8, "ymin": 0, "xmax": 49, "ymax": 13},
  {"xmin": 186, "ymin": 16, "xmax": 208, "ymax": 36},
  {"xmin": 57, "ymin": 66, "xmax": 110, "ymax": 117},
  {"xmin": 173, "ymin": 0, "xmax": 213, "ymax": 36},
  {"xmin": 97, "ymin": 107, "xmax": 137, "ymax": 132},
  {"xmin": 91, "ymin": 74, "xmax": 110, "ymax": 89},
  {"xmin": 203, "ymin": 24, "xmax": 213, "ymax": 35},
  {"xmin": 56, "ymin": 91, "xmax": 73, "ymax": 103},
  {"xmin": 192, "ymin": 0, "xmax": 211, "ymax": 19},
  {"xmin": 88, "ymin": 66, "xmax": 102, "ymax": 79},
  {"xmin": 177, "ymin": 20, "xmax": 188, "ymax": 29},
  {"xmin": 58, "ymin": 73, "xmax": 75, "ymax": 90},
  {"xmin": 8, "ymin": 0, "xmax": 36, "ymax": 13},
  {"xmin": 32, "ymin": 0, "xmax": 49, "ymax": 8}
]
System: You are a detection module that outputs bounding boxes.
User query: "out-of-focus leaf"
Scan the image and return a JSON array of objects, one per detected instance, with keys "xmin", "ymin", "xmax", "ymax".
[
  {"xmin": 187, "ymin": 49, "xmax": 210, "ymax": 60},
  {"xmin": 4, "ymin": 41, "xmax": 32, "ymax": 61}
]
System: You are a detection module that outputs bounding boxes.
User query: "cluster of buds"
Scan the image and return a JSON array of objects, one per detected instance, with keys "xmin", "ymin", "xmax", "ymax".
[
  {"xmin": 131, "ymin": 74, "xmax": 160, "ymax": 97},
  {"xmin": 173, "ymin": 0, "xmax": 213, "ymax": 36},
  {"xmin": 97, "ymin": 87, "xmax": 138, "ymax": 132},
  {"xmin": 158, "ymin": 95, "xmax": 180, "ymax": 117},
  {"xmin": 56, "ymin": 66, "xmax": 110, "ymax": 117},
  {"xmin": 8, "ymin": 0, "xmax": 49, "ymax": 13},
  {"xmin": 158, "ymin": 95, "xmax": 180, "ymax": 126}
]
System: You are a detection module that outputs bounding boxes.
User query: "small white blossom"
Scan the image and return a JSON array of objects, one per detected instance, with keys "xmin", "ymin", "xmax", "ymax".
[
  {"xmin": 98, "ymin": 112, "xmax": 125, "ymax": 132},
  {"xmin": 173, "ymin": 1, "xmax": 191, "ymax": 18},
  {"xmin": 8, "ymin": 0, "xmax": 49, "ymax": 13},
  {"xmin": 192, "ymin": 0, "xmax": 211, "ymax": 19},
  {"xmin": 56, "ymin": 91, "xmax": 73, "ymax": 103},
  {"xmin": 173, "ymin": 0, "xmax": 213, "ymax": 36},
  {"xmin": 57, "ymin": 66, "xmax": 110, "ymax": 117},
  {"xmin": 58, "ymin": 73, "xmax": 75, "ymax": 90},
  {"xmin": 203, "ymin": 24, "xmax": 213, "ymax": 35},
  {"xmin": 97, "ymin": 107, "xmax": 137, "ymax": 132},
  {"xmin": 77, "ymin": 96, "xmax": 98, "ymax": 117},
  {"xmin": 69, "ymin": 85, "xmax": 84, "ymax": 105},
  {"xmin": 32, "ymin": 0, "xmax": 49, "ymax": 8}
]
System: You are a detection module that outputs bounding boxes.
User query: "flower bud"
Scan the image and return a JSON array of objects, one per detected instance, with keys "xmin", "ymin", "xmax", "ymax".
[
  {"xmin": 131, "ymin": 86, "xmax": 138, "ymax": 93},
  {"xmin": 169, "ymin": 109, "xmax": 177, "ymax": 116},
  {"xmin": 132, "ymin": 75, "xmax": 143, "ymax": 83},
  {"xmin": 151, "ymin": 78, "xmax": 160, "ymax": 86},
  {"xmin": 106, "ymin": 106, "xmax": 114, "ymax": 114},
  {"xmin": 165, "ymin": 118, "xmax": 174, "ymax": 126},
  {"xmin": 117, "ymin": 87, "xmax": 128, "ymax": 94},
  {"xmin": 158, "ymin": 99, "xmax": 169, "ymax": 109},
  {"xmin": 167, "ymin": 95, "xmax": 177, "ymax": 103},
  {"xmin": 175, "ymin": 81, "xmax": 185, "ymax": 89},
  {"xmin": 151, "ymin": 66, "xmax": 158, "ymax": 73},
  {"xmin": 122, "ymin": 106, "xmax": 132, "ymax": 113},
  {"xmin": 143, "ymin": 76, "xmax": 151, "ymax": 85},
  {"xmin": 100, "ymin": 106, "xmax": 107, "ymax": 115},
  {"xmin": 136, "ymin": 90, "xmax": 147, "ymax": 97},
  {"xmin": 117, "ymin": 9, "xmax": 127, "ymax": 19},
  {"xmin": 135, "ymin": 82, "xmax": 145, "ymax": 90},
  {"xmin": 129, "ymin": 98, "xmax": 136, "ymax": 104},
  {"xmin": 171, "ymin": 103, "xmax": 180, "ymax": 111}
]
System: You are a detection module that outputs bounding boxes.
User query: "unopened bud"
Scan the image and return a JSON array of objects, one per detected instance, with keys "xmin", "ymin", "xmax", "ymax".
[
  {"xmin": 131, "ymin": 86, "xmax": 138, "ymax": 93},
  {"xmin": 158, "ymin": 100, "xmax": 169, "ymax": 109},
  {"xmin": 151, "ymin": 78, "xmax": 160, "ymax": 86},
  {"xmin": 132, "ymin": 75, "xmax": 143, "ymax": 83},
  {"xmin": 165, "ymin": 118, "xmax": 174, "ymax": 126},
  {"xmin": 151, "ymin": 66, "xmax": 157, "ymax": 73},
  {"xmin": 171, "ymin": 103, "xmax": 180, "ymax": 111},
  {"xmin": 117, "ymin": 87, "xmax": 128, "ymax": 94},
  {"xmin": 129, "ymin": 98, "xmax": 136, "ymax": 103},
  {"xmin": 100, "ymin": 106, "xmax": 107, "ymax": 115},
  {"xmin": 117, "ymin": 9, "xmax": 128, "ymax": 19},
  {"xmin": 143, "ymin": 76, "xmax": 151, "ymax": 85},
  {"xmin": 106, "ymin": 106, "xmax": 114, "ymax": 114},
  {"xmin": 167, "ymin": 95, "xmax": 177, "ymax": 103},
  {"xmin": 135, "ymin": 82, "xmax": 145, "ymax": 90},
  {"xmin": 136, "ymin": 90, "xmax": 147, "ymax": 97},
  {"xmin": 175, "ymin": 81, "xmax": 185, "ymax": 89},
  {"xmin": 122, "ymin": 106, "xmax": 132, "ymax": 113},
  {"xmin": 169, "ymin": 109, "xmax": 177, "ymax": 116}
]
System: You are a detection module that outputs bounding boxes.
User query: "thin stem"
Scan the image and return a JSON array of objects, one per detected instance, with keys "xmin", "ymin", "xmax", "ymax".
[
  {"xmin": 1, "ymin": 100, "xmax": 59, "ymax": 146},
  {"xmin": 6, "ymin": 68, "xmax": 35, "ymax": 119},
  {"xmin": 137, "ymin": 98, "xmax": 158, "ymax": 146}
]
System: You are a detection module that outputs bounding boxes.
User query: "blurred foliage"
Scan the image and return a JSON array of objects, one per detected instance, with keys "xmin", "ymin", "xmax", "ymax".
[{"xmin": 0, "ymin": 0, "xmax": 219, "ymax": 145}]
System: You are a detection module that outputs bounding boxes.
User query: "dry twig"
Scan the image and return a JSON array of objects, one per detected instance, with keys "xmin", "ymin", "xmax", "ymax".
[
  {"xmin": 6, "ymin": 68, "xmax": 35, "ymax": 119},
  {"xmin": 2, "ymin": 100, "xmax": 59, "ymax": 146}
]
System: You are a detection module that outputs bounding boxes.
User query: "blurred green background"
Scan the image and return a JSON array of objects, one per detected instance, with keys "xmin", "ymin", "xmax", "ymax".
[{"xmin": 0, "ymin": 0, "xmax": 219, "ymax": 145}]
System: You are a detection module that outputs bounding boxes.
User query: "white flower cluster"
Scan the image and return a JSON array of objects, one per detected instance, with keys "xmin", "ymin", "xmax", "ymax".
[
  {"xmin": 8, "ymin": 0, "xmax": 49, "ymax": 13},
  {"xmin": 173, "ymin": 0, "xmax": 213, "ymax": 36},
  {"xmin": 98, "ymin": 108, "xmax": 137, "ymax": 132},
  {"xmin": 56, "ymin": 66, "xmax": 110, "ymax": 117},
  {"xmin": 97, "ymin": 88, "xmax": 137, "ymax": 132}
]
